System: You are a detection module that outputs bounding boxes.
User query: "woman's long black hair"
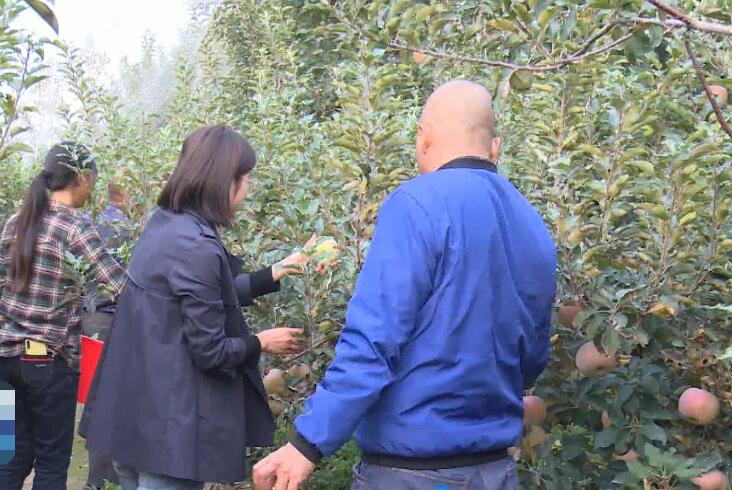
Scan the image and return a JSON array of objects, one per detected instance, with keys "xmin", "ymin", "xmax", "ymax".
[{"xmin": 10, "ymin": 142, "xmax": 96, "ymax": 292}]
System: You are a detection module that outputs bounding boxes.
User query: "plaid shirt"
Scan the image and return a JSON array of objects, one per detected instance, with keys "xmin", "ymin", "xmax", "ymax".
[{"xmin": 0, "ymin": 201, "xmax": 126, "ymax": 370}]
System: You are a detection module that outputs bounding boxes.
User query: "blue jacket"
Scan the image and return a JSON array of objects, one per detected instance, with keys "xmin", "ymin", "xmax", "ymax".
[
  {"xmin": 80, "ymin": 209, "xmax": 279, "ymax": 483},
  {"xmin": 85, "ymin": 204, "xmax": 133, "ymax": 314},
  {"xmin": 294, "ymin": 157, "xmax": 557, "ymax": 459}
]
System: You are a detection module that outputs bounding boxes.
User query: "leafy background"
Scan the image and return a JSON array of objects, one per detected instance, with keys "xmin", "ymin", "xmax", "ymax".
[{"xmin": 0, "ymin": 0, "xmax": 731, "ymax": 489}]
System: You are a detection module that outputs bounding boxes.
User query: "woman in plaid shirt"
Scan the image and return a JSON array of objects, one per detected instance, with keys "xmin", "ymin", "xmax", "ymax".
[{"xmin": 0, "ymin": 142, "xmax": 126, "ymax": 489}]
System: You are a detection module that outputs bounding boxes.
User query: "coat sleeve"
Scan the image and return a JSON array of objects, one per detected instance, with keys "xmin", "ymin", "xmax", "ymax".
[
  {"xmin": 169, "ymin": 240, "xmax": 259, "ymax": 373},
  {"xmin": 234, "ymin": 267, "xmax": 280, "ymax": 307},
  {"xmin": 292, "ymin": 190, "xmax": 438, "ymax": 460},
  {"xmin": 521, "ymin": 308, "xmax": 552, "ymax": 390}
]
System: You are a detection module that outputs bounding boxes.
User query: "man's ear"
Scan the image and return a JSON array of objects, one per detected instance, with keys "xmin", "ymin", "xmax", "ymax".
[
  {"xmin": 490, "ymin": 136, "xmax": 502, "ymax": 163},
  {"xmin": 418, "ymin": 123, "xmax": 432, "ymax": 156}
]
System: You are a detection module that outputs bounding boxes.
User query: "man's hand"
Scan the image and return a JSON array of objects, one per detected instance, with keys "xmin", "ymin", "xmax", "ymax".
[{"xmin": 253, "ymin": 443, "xmax": 316, "ymax": 490}]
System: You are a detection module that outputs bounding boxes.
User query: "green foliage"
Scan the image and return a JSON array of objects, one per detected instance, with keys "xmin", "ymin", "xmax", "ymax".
[{"xmin": 0, "ymin": 0, "xmax": 53, "ymax": 221}]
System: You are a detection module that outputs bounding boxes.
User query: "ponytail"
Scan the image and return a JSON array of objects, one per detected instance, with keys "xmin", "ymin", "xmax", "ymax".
[
  {"xmin": 10, "ymin": 173, "xmax": 50, "ymax": 292},
  {"xmin": 9, "ymin": 142, "xmax": 97, "ymax": 292}
]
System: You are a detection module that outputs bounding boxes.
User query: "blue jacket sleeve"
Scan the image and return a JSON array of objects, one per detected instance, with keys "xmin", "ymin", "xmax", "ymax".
[
  {"xmin": 293, "ymin": 190, "xmax": 437, "ymax": 458},
  {"xmin": 520, "ymin": 244, "xmax": 556, "ymax": 389},
  {"xmin": 169, "ymin": 240, "xmax": 254, "ymax": 374}
]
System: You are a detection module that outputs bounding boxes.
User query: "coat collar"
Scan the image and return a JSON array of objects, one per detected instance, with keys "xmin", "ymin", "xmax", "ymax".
[
  {"xmin": 184, "ymin": 210, "xmax": 243, "ymax": 274},
  {"xmin": 185, "ymin": 211, "xmax": 219, "ymax": 239},
  {"xmin": 438, "ymin": 156, "xmax": 497, "ymax": 173}
]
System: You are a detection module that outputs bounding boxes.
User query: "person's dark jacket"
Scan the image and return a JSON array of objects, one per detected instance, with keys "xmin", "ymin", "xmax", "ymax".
[
  {"xmin": 79, "ymin": 208, "xmax": 278, "ymax": 483},
  {"xmin": 83, "ymin": 204, "xmax": 133, "ymax": 316}
]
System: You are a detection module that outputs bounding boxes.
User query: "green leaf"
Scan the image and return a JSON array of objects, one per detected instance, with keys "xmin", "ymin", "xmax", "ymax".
[
  {"xmin": 627, "ymin": 460, "xmax": 652, "ymax": 479},
  {"xmin": 1, "ymin": 142, "xmax": 33, "ymax": 158},
  {"xmin": 673, "ymin": 460, "xmax": 701, "ymax": 479},
  {"xmin": 594, "ymin": 427, "xmax": 618, "ymax": 449},
  {"xmin": 23, "ymin": 0, "xmax": 59, "ymax": 34},
  {"xmin": 602, "ymin": 328, "xmax": 621, "ymax": 355},
  {"xmin": 575, "ymin": 144, "xmax": 604, "ymax": 158},
  {"xmin": 428, "ymin": 17, "xmax": 451, "ymax": 35},
  {"xmin": 618, "ymin": 148, "xmax": 646, "ymax": 165},
  {"xmin": 306, "ymin": 198, "xmax": 319, "ymax": 216},
  {"xmin": 629, "ymin": 160, "xmax": 654, "ymax": 173},
  {"xmin": 487, "ymin": 19, "xmax": 517, "ymax": 33},
  {"xmin": 513, "ymin": 4, "xmax": 531, "ymax": 24},
  {"xmin": 561, "ymin": 9, "xmax": 577, "ymax": 40},
  {"xmin": 617, "ymin": 385, "xmax": 634, "ymax": 405},
  {"xmin": 388, "ymin": 0, "xmax": 411, "ymax": 19},
  {"xmin": 415, "ymin": 6, "xmax": 435, "ymax": 22},
  {"xmin": 9, "ymin": 125, "xmax": 29, "ymax": 137},
  {"xmin": 688, "ymin": 453, "xmax": 723, "ymax": 473},
  {"xmin": 641, "ymin": 423, "xmax": 667, "ymax": 444},
  {"xmin": 621, "ymin": 103, "xmax": 641, "ymax": 132},
  {"xmin": 679, "ymin": 211, "xmax": 696, "ymax": 226},
  {"xmin": 509, "ymin": 70, "xmax": 533, "ymax": 91},
  {"xmin": 613, "ymin": 471, "xmax": 640, "ymax": 485},
  {"xmin": 588, "ymin": 180, "xmax": 607, "ymax": 194},
  {"xmin": 640, "ymin": 376, "xmax": 660, "ymax": 395},
  {"xmin": 21, "ymin": 74, "xmax": 47, "ymax": 89},
  {"xmin": 688, "ymin": 142, "xmax": 718, "ymax": 160},
  {"xmin": 644, "ymin": 443, "xmax": 664, "ymax": 467},
  {"xmin": 537, "ymin": 8, "xmax": 556, "ymax": 29}
]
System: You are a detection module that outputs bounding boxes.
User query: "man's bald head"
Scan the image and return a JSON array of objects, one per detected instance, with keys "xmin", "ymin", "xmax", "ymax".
[{"xmin": 416, "ymin": 80, "xmax": 500, "ymax": 173}]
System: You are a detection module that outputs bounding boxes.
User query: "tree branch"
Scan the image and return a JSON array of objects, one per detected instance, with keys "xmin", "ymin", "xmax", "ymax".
[
  {"xmin": 648, "ymin": 0, "xmax": 732, "ymax": 36},
  {"xmin": 389, "ymin": 30, "xmax": 635, "ymax": 72},
  {"xmin": 684, "ymin": 36, "xmax": 732, "ymax": 141},
  {"xmin": 574, "ymin": 21, "xmax": 621, "ymax": 57},
  {"xmin": 283, "ymin": 337, "xmax": 330, "ymax": 364},
  {"xmin": 635, "ymin": 17, "xmax": 686, "ymax": 29}
]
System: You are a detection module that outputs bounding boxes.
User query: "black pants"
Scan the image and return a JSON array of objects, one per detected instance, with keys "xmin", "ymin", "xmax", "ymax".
[
  {"xmin": 0, "ymin": 356, "xmax": 79, "ymax": 490},
  {"xmin": 81, "ymin": 311, "xmax": 119, "ymax": 489}
]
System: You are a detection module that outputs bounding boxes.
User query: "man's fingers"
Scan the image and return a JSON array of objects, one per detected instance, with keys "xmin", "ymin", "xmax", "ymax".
[
  {"xmin": 287, "ymin": 477, "xmax": 303, "ymax": 490},
  {"xmin": 252, "ymin": 459, "xmax": 275, "ymax": 490},
  {"xmin": 254, "ymin": 474, "xmax": 275, "ymax": 490},
  {"xmin": 274, "ymin": 474, "xmax": 290, "ymax": 490}
]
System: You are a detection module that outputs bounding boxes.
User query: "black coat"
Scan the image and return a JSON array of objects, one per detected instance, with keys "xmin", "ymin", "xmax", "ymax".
[{"xmin": 79, "ymin": 209, "xmax": 278, "ymax": 483}]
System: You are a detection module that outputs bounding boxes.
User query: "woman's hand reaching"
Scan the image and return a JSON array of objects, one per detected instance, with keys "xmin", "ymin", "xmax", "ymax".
[
  {"xmin": 256, "ymin": 328, "xmax": 305, "ymax": 355},
  {"xmin": 271, "ymin": 235, "xmax": 318, "ymax": 281}
]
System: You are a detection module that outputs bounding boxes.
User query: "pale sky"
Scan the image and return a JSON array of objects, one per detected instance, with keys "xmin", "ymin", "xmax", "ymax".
[
  {"xmin": 16, "ymin": 0, "xmax": 191, "ymax": 67},
  {"xmin": 13, "ymin": 0, "xmax": 194, "ymax": 152}
]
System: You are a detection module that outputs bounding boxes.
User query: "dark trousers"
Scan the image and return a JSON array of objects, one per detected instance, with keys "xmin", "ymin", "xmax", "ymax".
[
  {"xmin": 351, "ymin": 458, "xmax": 519, "ymax": 490},
  {"xmin": 81, "ymin": 311, "xmax": 119, "ymax": 489},
  {"xmin": 0, "ymin": 356, "xmax": 79, "ymax": 490}
]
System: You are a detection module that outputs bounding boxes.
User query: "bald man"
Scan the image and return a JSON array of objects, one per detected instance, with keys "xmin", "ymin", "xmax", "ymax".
[{"xmin": 254, "ymin": 80, "xmax": 557, "ymax": 490}]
